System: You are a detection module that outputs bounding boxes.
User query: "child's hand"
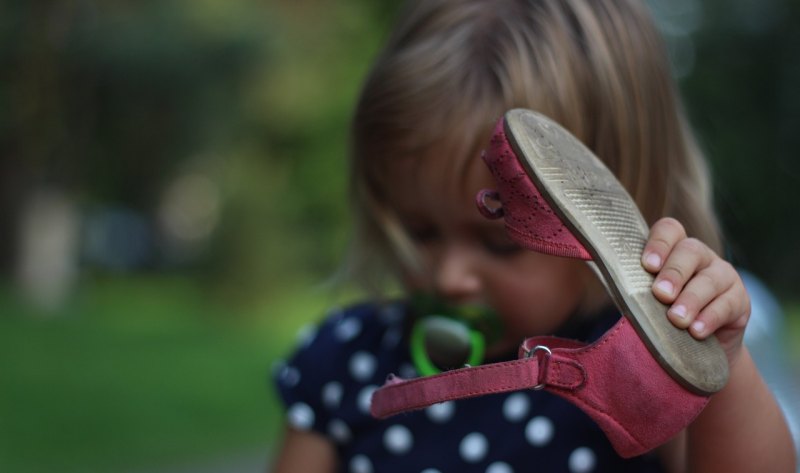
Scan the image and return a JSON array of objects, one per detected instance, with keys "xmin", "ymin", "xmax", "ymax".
[{"xmin": 641, "ymin": 217, "xmax": 751, "ymax": 366}]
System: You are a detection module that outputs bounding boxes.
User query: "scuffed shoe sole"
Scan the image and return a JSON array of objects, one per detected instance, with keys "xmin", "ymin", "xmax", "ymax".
[{"xmin": 503, "ymin": 108, "xmax": 729, "ymax": 395}]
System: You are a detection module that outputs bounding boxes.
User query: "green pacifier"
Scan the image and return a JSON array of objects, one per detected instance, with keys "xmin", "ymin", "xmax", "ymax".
[{"xmin": 409, "ymin": 294, "xmax": 502, "ymax": 377}]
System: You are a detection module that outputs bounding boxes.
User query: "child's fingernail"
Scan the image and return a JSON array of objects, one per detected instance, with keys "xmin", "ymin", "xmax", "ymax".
[
  {"xmin": 644, "ymin": 252, "xmax": 661, "ymax": 268},
  {"xmin": 691, "ymin": 320, "xmax": 705, "ymax": 335},
  {"xmin": 669, "ymin": 304, "xmax": 687, "ymax": 320},
  {"xmin": 655, "ymin": 280, "xmax": 673, "ymax": 296}
]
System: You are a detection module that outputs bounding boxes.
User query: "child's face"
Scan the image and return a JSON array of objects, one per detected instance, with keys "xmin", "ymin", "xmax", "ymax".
[{"xmin": 385, "ymin": 150, "xmax": 602, "ymax": 349}]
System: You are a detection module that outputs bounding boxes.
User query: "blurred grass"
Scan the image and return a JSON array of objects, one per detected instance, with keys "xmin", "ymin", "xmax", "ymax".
[{"xmin": 0, "ymin": 275, "xmax": 349, "ymax": 473}]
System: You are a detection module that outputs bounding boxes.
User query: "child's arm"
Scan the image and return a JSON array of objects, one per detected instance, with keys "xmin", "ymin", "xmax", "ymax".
[
  {"xmin": 643, "ymin": 217, "xmax": 797, "ymax": 473},
  {"xmin": 271, "ymin": 425, "xmax": 337, "ymax": 473}
]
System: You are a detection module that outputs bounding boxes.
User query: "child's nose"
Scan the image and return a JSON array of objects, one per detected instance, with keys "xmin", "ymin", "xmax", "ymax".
[{"xmin": 433, "ymin": 244, "xmax": 482, "ymax": 302}]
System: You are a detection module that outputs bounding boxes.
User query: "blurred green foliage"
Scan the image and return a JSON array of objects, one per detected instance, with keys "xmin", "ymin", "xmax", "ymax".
[
  {"xmin": 1, "ymin": 0, "xmax": 796, "ymax": 298},
  {"xmin": 0, "ymin": 0, "xmax": 270, "ymax": 228},
  {"xmin": 0, "ymin": 0, "xmax": 399, "ymax": 297},
  {"xmin": 679, "ymin": 0, "xmax": 800, "ymax": 295},
  {"xmin": 1, "ymin": 1, "xmax": 395, "ymax": 470}
]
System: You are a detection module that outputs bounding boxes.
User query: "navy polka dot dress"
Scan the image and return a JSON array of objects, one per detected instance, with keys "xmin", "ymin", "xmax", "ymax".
[{"xmin": 273, "ymin": 301, "xmax": 666, "ymax": 473}]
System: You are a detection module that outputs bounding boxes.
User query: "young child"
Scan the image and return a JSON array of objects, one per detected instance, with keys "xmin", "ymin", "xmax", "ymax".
[{"xmin": 272, "ymin": 0, "xmax": 796, "ymax": 472}]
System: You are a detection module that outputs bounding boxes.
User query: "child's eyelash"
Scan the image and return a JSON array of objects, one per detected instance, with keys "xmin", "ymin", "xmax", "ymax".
[
  {"xmin": 406, "ymin": 225, "xmax": 438, "ymax": 242},
  {"xmin": 482, "ymin": 239, "xmax": 522, "ymax": 256}
]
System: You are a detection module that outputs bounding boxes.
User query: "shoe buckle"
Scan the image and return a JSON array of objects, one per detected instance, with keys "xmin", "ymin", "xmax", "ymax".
[
  {"xmin": 524, "ymin": 344, "xmax": 552, "ymax": 390},
  {"xmin": 475, "ymin": 188, "xmax": 504, "ymax": 219}
]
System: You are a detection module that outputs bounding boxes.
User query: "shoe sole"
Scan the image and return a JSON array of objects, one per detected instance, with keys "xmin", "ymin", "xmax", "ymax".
[{"xmin": 503, "ymin": 108, "xmax": 729, "ymax": 395}]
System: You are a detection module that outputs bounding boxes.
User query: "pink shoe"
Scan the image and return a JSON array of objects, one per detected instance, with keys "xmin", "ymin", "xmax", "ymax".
[
  {"xmin": 370, "ymin": 110, "xmax": 730, "ymax": 458},
  {"xmin": 477, "ymin": 109, "xmax": 728, "ymax": 395}
]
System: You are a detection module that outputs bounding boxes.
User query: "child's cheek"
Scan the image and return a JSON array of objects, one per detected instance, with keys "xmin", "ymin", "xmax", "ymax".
[{"xmin": 399, "ymin": 268, "xmax": 428, "ymax": 293}]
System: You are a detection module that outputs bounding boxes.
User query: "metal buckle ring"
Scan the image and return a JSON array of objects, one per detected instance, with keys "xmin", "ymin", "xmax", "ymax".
[{"xmin": 525, "ymin": 344, "xmax": 552, "ymax": 390}]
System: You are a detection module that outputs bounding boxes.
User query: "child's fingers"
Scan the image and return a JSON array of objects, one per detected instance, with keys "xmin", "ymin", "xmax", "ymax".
[
  {"xmin": 651, "ymin": 237, "xmax": 714, "ymax": 304},
  {"xmin": 641, "ymin": 217, "xmax": 686, "ymax": 272},
  {"xmin": 688, "ymin": 287, "xmax": 750, "ymax": 341},
  {"xmin": 689, "ymin": 277, "xmax": 750, "ymax": 340},
  {"xmin": 664, "ymin": 258, "xmax": 736, "ymax": 330}
]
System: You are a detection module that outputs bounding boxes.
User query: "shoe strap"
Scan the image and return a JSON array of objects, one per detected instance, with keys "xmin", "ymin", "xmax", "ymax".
[
  {"xmin": 371, "ymin": 345, "xmax": 585, "ymax": 419},
  {"xmin": 370, "ymin": 317, "xmax": 710, "ymax": 458}
]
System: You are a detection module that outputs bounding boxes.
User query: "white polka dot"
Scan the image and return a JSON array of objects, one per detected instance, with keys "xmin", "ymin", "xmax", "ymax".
[
  {"xmin": 398, "ymin": 363, "xmax": 418, "ymax": 379},
  {"xmin": 349, "ymin": 351, "xmax": 377, "ymax": 381},
  {"xmin": 335, "ymin": 317, "xmax": 363, "ymax": 342},
  {"xmin": 286, "ymin": 402, "xmax": 314, "ymax": 430},
  {"xmin": 384, "ymin": 425, "xmax": 414, "ymax": 454},
  {"xmin": 502, "ymin": 393, "xmax": 530, "ymax": 422},
  {"xmin": 328, "ymin": 307, "xmax": 344, "ymax": 318},
  {"xmin": 379, "ymin": 303, "xmax": 404, "ymax": 323},
  {"xmin": 328, "ymin": 419, "xmax": 351, "ymax": 444},
  {"xmin": 322, "ymin": 381, "xmax": 344, "ymax": 409},
  {"xmin": 525, "ymin": 416, "xmax": 554, "ymax": 446},
  {"xmin": 568, "ymin": 447, "xmax": 596, "ymax": 473},
  {"xmin": 425, "ymin": 401, "xmax": 455, "ymax": 423},
  {"xmin": 296, "ymin": 323, "xmax": 317, "ymax": 346},
  {"xmin": 271, "ymin": 359, "xmax": 286, "ymax": 376},
  {"xmin": 421, "ymin": 469, "xmax": 442, "ymax": 473},
  {"xmin": 382, "ymin": 326, "xmax": 402, "ymax": 349},
  {"xmin": 357, "ymin": 385, "xmax": 378, "ymax": 414},
  {"xmin": 486, "ymin": 462, "xmax": 514, "ymax": 473},
  {"xmin": 459, "ymin": 432, "xmax": 489, "ymax": 463},
  {"xmin": 350, "ymin": 454, "xmax": 373, "ymax": 473},
  {"xmin": 279, "ymin": 365, "xmax": 301, "ymax": 387}
]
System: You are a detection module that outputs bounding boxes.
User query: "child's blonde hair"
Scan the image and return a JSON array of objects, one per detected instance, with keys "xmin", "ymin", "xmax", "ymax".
[{"xmin": 346, "ymin": 0, "xmax": 721, "ymax": 292}]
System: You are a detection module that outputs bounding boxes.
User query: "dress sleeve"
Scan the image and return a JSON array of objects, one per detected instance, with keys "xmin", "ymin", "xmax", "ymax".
[
  {"xmin": 272, "ymin": 304, "xmax": 383, "ymax": 438},
  {"xmin": 272, "ymin": 311, "xmax": 341, "ymax": 437}
]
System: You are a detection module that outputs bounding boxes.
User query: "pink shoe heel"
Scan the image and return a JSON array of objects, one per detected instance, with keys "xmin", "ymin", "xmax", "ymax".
[{"xmin": 371, "ymin": 315, "xmax": 710, "ymax": 458}]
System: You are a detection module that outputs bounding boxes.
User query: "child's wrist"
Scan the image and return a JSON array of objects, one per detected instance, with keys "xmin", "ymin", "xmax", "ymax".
[{"xmin": 719, "ymin": 345, "xmax": 754, "ymax": 394}]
